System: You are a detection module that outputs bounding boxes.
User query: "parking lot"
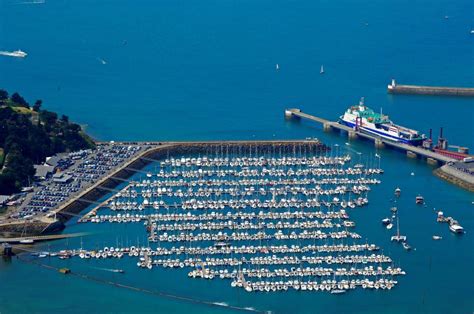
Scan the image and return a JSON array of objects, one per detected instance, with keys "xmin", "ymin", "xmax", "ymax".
[{"xmin": 9, "ymin": 143, "xmax": 143, "ymax": 220}]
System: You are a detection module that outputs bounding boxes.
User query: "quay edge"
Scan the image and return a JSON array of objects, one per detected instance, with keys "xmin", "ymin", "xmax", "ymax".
[{"xmin": 434, "ymin": 164, "xmax": 474, "ymax": 192}]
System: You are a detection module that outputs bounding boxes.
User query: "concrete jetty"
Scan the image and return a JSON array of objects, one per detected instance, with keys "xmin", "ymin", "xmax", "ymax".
[
  {"xmin": 434, "ymin": 162, "xmax": 474, "ymax": 192},
  {"xmin": 387, "ymin": 79, "xmax": 474, "ymax": 97},
  {"xmin": 0, "ymin": 232, "xmax": 88, "ymax": 244},
  {"xmin": 285, "ymin": 108, "xmax": 456, "ymax": 164}
]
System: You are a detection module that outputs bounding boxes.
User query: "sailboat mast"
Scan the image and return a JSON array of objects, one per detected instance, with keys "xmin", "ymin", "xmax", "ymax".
[{"xmin": 397, "ymin": 214, "xmax": 400, "ymax": 238}]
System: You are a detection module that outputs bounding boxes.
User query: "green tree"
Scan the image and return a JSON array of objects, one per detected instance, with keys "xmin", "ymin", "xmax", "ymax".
[
  {"xmin": 0, "ymin": 90, "xmax": 95, "ymax": 193},
  {"xmin": 0, "ymin": 172, "xmax": 17, "ymax": 195},
  {"xmin": 10, "ymin": 92, "xmax": 29, "ymax": 107},
  {"xmin": 33, "ymin": 99, "xmax": 42, "ymax": 112},
  {"xmin": 0, "ymin": 89, "xmax": 8, "ymax": 102},
  {"xmin": 39, "ymin": 110, "xmax": 58, "ymax": 126}
]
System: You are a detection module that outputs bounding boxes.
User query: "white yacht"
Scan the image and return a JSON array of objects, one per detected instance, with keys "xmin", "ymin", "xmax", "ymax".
[
  {"xmin": 449, "ymin": 224, "xmax": 464, "ymax": 234},
  {"xmin": 0, "ymin": 50, "xmax": 27, "ymax": 58},
  {"xmin": 391, "ymin": 215, "xmax": 407, "ymax": 242}
]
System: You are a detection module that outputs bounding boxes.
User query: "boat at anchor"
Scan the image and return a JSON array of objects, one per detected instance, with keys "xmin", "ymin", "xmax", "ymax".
[{"xmin": 391, "ymin": 214, "xmax": 407, "ymax": 242}]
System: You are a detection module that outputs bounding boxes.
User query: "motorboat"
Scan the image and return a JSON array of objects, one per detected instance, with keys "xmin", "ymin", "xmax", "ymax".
[
  {"xmin": 449, "ymin": 224, "xmax": 464, "ymax": 234},
  {"xmin": 19, "ymin": 239, "xmax": 34, "ymax": 244},
  {"xmin": 0, "ymin": 49, "xmax": 27, "ymax": 58},
  {"xmin": 415, "ymin": 195, "xmax": 424, "ymax": 205}
]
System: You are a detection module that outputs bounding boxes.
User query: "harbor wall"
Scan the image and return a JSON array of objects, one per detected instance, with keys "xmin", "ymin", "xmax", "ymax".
[
  {"xmin": 0, "ymin": 221, "xmax": 49, "ymax": 237},
  {"xmin": 388, "ymin": 85, "xmax": 474, "ymax": 96},
  {"xmin": 434, "ymin": 165, "xmax": 474, "ymax": 192}
]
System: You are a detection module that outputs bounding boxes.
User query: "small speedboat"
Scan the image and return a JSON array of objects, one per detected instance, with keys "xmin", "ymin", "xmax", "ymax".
[
  {"xmin": 112, "ymin": 269, "xmax": 125, "ymax": 273},
  {"xmin": 330, "ymin": 289, "xmax": 346, "ymax": 294},
  {"xmin": 386, "ymin": 223, "xmax": 393, "ymax": 230},
  {"xmin": 382, "ymin": 218, "xmax": 391, "ymax": 225},
  {"xmin": 0, "ymin": 49, "xmax": 27, "ymax": 58},
  {"xmin": 402, "ymin": 242, "xmax": 412, "ymax": 251},
  {"xmin": 394, "ymin": 187, "xmax": 401, "ymax": 197},
  {"xmin": 449, "ymin": 224, "xmax": 464, "ymax": 234},
  {"xmin": 432, "ymin": 235, "xmax": 442, "ymax": 240},
  {"xmin": 415, "ymin": 195, "xmax": 424, "ymax": 205}
]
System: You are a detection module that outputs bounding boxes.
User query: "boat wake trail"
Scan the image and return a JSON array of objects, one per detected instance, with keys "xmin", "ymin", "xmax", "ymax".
[
  {"xmin": 91, "ymin": 266, "xmax": 124, "ymax": 273},
  {"xmin": 17, "ymin": 0, "xmax": 45, "ymax": 4},
  {"xmin": 17, "ymin": 255, "xmax": 265, "ymax": 313}
]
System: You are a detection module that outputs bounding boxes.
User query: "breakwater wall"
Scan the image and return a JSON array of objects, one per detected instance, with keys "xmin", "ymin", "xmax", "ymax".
[
  {"xmin": 387, "ymin": 82, "xmax": 474, "ymax": 97},
  {"xmin": 434, "ymin": 165, "xmax": 474, "ymax": 192},
  {"xmin": 30, "ymin": 140, "xmax": 327, "ymax": 234}
]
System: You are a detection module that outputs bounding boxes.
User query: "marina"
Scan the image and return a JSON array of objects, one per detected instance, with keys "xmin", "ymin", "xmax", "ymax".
[
  {"xmin": 1, "ymin": 0, "xmax": 473, "ymax": 312},
  {"xmin": 40, "ymin": 149, "xmax": 408, "ymax": 294}
]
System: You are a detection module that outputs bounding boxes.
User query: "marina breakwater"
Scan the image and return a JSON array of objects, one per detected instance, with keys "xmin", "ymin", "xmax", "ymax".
[
  {"xmin": 0, "ymin": 140, "xmax": 327, "ymax": 237},
  {"xmin": 387, "ymin": 79, "xmax": 474, "ymax": 96},
  {"xmin": 434, "ymin": 164, "xmax": 474, "ymax": 192}
]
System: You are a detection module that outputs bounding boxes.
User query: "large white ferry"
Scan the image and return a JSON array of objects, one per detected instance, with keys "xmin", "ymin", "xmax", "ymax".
[
  {"xmin": 339, "ymin": 98, "xmax": 425, "ymax": 145},
  {"xmin": 0, "ymin": 50, "xmax": 28, "ymax": 58}
]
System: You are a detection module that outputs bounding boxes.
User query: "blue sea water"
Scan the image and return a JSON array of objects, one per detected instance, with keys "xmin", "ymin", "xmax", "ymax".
[{"xmin": 0, "ymin": 0, "xmax": 473, "ymax": 313}]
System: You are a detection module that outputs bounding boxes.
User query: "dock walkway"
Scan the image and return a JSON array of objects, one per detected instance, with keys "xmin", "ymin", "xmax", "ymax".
[{"xmin": 0, "ymin": 232, "xmax": 87, "ymax": 244}]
